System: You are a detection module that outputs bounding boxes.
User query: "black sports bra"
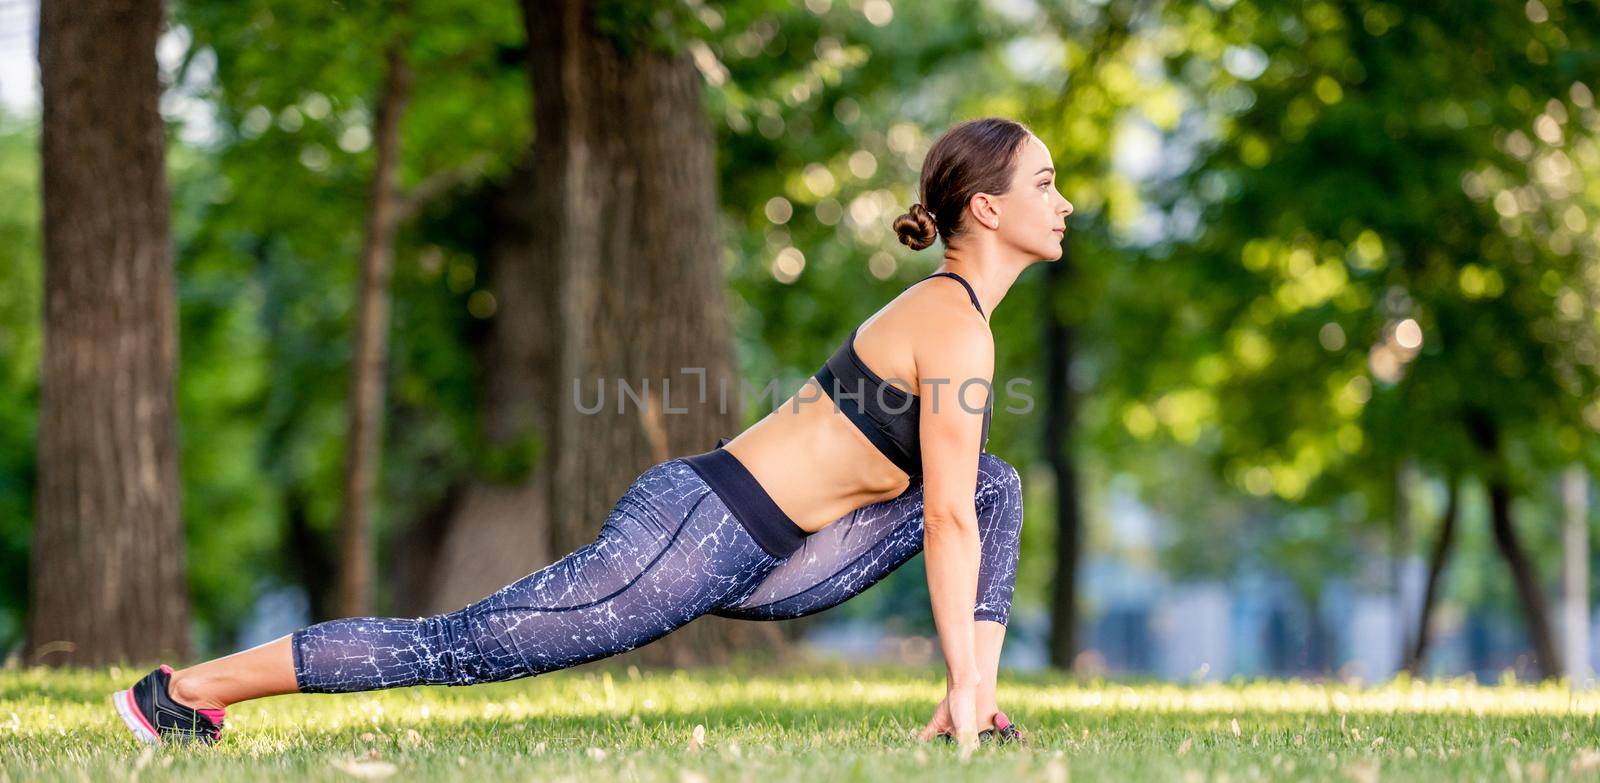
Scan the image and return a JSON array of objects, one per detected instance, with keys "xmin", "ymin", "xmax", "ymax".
[{"xmin": 812, "ymin": 271, "xmax": 991, "ymax": 478}]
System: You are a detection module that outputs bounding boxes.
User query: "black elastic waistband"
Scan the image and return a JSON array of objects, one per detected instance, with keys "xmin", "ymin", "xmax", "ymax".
[{"xmin": 679, "ymin": 440, "xmax": 807, "ymax": 559}]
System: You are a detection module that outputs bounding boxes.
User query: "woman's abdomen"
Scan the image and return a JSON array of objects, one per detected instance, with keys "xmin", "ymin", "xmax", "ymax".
[{"xmin": 724, "ymin": 379, "xmax": 914, "ymax": 533}]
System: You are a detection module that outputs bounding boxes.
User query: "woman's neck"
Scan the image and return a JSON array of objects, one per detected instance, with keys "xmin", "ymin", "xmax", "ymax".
[{"xmin": 935, "ymin": 242, "xmax": 1030, "ymax": 319}]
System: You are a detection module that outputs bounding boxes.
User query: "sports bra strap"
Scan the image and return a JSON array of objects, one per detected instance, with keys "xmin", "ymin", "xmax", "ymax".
[{"xmin": 919, "ymin": 271, "xmax": 986, "ymax": 318}]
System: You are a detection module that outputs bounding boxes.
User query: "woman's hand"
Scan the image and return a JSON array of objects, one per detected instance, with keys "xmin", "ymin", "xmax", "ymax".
[
  {"xmin": 917, "ymin": 681, "xmax": 980, "ymax": 751},
  {"xmin": 919, "ymin": 690, "xmax": 1004, "ymax": 738}
]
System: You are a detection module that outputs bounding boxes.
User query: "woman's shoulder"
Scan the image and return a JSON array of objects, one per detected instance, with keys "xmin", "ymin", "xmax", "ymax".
[{"xmin": 858, "ymin": 280, "xmax": 990, "ymax": 352}]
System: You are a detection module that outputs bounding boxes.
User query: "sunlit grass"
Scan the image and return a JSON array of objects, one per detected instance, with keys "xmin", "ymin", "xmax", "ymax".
[{"xmin": 5, "ymin": 659, "xmax": 1600, "ymax": 781}]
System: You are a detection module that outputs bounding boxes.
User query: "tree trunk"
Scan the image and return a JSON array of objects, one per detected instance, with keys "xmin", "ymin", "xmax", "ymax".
[
  {"xmin": 410, "ymin": 156, "xmax": 557, "ymax": 614},
  {"xmin": 527, "ymin": 0, "xmax": 719, "ymax": 554},
  {"xmin": 28, "ymin": 0, "xmax": 189, "ymax": 666},
  {"xmin": 285, "ymin": 485, "xmax": 337, "ymax": 623},
  {"xmin": 1391, "ymin": 457, "xmax": 1413, "ymax": 670},
  {"xmin": 1404, "ymin": 473, "xmax": 1459, "ymax": 676},
  {"xmin": 336, "ymin": 35, "xmax": 413, "ymax": 618},
  {"xmin": 408, "ymin": 0, "xmax": 791, "ymax": 660},
  {"xmin": 1045, "ymin": 244, "xmax": 1083, "ymax": 669},
  {"xmin": 1465, "ymin": 409, "xmax": 1562, "ymax": 679},
  {"xmin": 513, "ymin": 0, "xmax": 784, "ymax": 665},
  {"xmin": 1487, "ymin": 474, "xmax": 1562, "ymax": 679}
]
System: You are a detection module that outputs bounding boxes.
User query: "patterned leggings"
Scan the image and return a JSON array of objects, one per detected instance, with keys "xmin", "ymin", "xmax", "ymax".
[{"xmin": 291, "ymin": 452, "xmax": 1024, "ymax": 693}]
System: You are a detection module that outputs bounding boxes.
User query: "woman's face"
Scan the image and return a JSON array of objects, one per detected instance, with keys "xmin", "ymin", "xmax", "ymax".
[{"xmin": 992, "ymin": 136, "xmax": 1074, "ymax": 260}]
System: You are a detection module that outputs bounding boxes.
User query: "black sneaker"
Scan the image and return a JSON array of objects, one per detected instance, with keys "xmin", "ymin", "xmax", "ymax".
[
  {"xmin": 112, "ymin": 664, "xmax": 226, "ymax": 744},
  {"xmin": 938, "ymin": 710, "xmax": 1027, "ymax": 746},
  {"xmin": 986, "ymin": 710, "xmax": 1026, "ymax": 745}
]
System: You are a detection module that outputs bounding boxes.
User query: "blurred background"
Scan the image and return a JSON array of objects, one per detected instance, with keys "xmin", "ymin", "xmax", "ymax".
[{"xmin": 1, "ymin": 0, "xmax": 1598, "ymax": 685}]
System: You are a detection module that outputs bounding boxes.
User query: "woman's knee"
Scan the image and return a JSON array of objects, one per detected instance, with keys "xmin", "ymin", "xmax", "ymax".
[
  {"xmin": 977, "ymin": 452, "xmax": 1023, "ymax": 510},
  {"xmin": 412, "ymin": 610, "xmax": 479, "ymax": 686},
  {"xmin": 979, "ymin": 451, "xmax": 1021, "ymax": 490}
]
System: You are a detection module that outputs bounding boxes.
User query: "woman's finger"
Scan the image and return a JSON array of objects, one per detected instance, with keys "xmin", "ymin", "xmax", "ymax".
[{"xmin": 916, "ymin": 696, "xmax": 952, "ymax": 742}]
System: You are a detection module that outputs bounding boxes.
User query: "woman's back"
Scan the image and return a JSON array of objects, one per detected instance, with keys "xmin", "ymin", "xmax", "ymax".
[
  {"xmin": 813, "ymin": 271, "xmax": 992, "ymax": 476},
  {"xmin": 719, "ymin": 273, "xmax": 993, "ymax": 533}
]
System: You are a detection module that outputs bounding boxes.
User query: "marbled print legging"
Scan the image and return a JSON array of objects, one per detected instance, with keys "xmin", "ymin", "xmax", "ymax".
[{"xmin": 291, "ymin": 452, "xmax": 1024, "ymax": 693}]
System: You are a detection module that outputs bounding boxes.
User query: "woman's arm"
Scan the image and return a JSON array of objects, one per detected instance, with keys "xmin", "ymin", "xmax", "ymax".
[
  {"xmin": 914, "ymin": 314, "xmax": 994, "ymax": 739},
  {"xmin": 918, "ymin": 620, "xmax": 1010, "ymax": 741},
  {"xmin": 974, "ymin": 619, "xmax": 1007, "ymax": 720}
]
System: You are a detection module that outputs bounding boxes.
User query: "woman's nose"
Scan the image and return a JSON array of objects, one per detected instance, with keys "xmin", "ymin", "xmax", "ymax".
[{"xmin": 1061, "ymin": 199, "xmax": 1074, "ymax": 217}]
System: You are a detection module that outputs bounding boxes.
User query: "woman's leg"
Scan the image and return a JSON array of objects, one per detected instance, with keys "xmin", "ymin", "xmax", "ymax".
[
  {"xmin": 709, "ymin": 451, "xmax": 1024, "ymax": 625},
  {"xmin": 167, "ymin": 636, "xmax": 297, "ymax": 711},
  {"xmin": 169, "ymin": 459, "xmax": 781, "ymax": 705}
]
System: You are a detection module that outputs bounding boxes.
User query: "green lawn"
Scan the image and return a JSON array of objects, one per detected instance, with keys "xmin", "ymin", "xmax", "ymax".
[{"xmin": 4, "ymin": 660, "xmax": 1599, "ymax": 781}]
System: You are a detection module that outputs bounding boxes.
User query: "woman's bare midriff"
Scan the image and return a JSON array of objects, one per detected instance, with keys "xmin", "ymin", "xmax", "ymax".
[{"xmin": 719, "ymin": 375, "xmax": 914, "ymax": 534}]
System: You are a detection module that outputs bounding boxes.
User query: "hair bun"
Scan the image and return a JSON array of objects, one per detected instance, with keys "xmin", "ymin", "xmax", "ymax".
[{"xmin": 893, "ymin": 202, "xmax": 939, "ymax": 251}]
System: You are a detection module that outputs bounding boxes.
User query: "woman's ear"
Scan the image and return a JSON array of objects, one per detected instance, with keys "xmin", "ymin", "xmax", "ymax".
[{"xmin": 967, "ymin": 193, "xmax": 1000, "ymax": 231}]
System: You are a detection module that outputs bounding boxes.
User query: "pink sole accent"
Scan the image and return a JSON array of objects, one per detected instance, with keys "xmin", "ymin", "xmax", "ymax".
[
  {"xmin": 198, "ymin": 708, "xmax": 226, "ymax": 723},
  {"xmin": 994, "ymin": 711, "xmax": 1010, "ymax": 731},
  {"xmin": 113, "ymin": 689, "xmax": 160, "ymax": 744}
]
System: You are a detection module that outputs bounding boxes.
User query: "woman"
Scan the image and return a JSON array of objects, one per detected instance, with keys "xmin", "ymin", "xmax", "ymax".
[{"xmin": 112, "ymin": 116, "xmax": 1074, "ymax": 750}]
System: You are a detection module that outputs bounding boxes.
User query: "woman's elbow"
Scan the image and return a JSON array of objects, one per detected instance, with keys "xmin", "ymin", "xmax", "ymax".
[{"xmin": 923, "ymin": 506, "xmax": 978, "ymax": 537}]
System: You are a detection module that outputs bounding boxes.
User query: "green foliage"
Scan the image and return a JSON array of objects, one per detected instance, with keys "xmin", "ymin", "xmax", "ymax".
[
  {"xmin": 5, "ymin": 0, "xmax": 1596, "ymax": 658},
  {"xmin": 1179, "ymin": 0, "xmax": 1595, "ymax": 482},
  {"xmin": 593, "ymin": 0, "xmax": 704, "ymax": 58},
  {"xmin": 164, "ymin": 0, "xmax": 529, "ymax": 642},
  {"xmin": 1095, "ymin": 0, "xmax": 1600, "ymax": 587},
  {"xmin": 710, "ymin": 0, "xmax": 1009, "ymax": 400},
  {"xmin": 473, "ymin": 432, "xmax": 545, "ymax": 484},
  {"xmin": 0, "ymin": 119, "xmax": 40, "ymax": 652}
]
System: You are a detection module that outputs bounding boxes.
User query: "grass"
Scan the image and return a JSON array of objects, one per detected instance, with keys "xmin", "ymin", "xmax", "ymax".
[{"xmin": 4, "ymin": 659, "xmax": 1600, "ymax": 781}]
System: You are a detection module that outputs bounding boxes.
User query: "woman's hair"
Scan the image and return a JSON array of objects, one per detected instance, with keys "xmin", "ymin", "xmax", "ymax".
[{"xmin": 893, "ymin": 117, "xmax": 1036, "ymax": 251}]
